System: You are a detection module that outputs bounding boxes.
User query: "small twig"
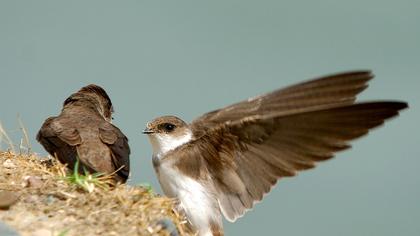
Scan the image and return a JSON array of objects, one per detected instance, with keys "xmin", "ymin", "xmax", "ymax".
[
  {"xmin": 0, "ymin": 121, "xmax": 16, "ymax": 154},
  {"xmin": 17, "ymin": 114, "xmax": 32, "ymax": 155},
  {"xmin": 58, "ymin": 191, "xmax": 77, "ymax": 199}
]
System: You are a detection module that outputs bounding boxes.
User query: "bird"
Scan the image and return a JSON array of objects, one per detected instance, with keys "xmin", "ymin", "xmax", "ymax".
[
  {"xmin": 142, "ymin": 71, "xmax": 408, "ymax": 236},
  {"xmin": 37, "ymin": 84, "xmax": 130, "ymax": 183}
]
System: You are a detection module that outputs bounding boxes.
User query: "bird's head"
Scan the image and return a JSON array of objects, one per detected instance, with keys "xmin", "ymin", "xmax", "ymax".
[
  {"xmin": 64, "ymin": 84, "xmax": 114, "ymax": 122},
  {"xmin": 143, "ymin": 116, "xmax": 192, "ymax": 157}
]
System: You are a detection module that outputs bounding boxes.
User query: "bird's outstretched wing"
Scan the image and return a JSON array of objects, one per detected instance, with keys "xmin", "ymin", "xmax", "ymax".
[
  {"xmin": 98, "ymin": 122, "xmax": 131, "ymax": 181},
  {"xmin": 177, "ymin": 71, "xmax": 407, "ymax": 222},
  {"xmin": 36, "ymin": 117, "xmax": 82, "ymax": 170},
  {"xmin": 191, "ymin": 71, "xmax": 372, "ymax": 133}
]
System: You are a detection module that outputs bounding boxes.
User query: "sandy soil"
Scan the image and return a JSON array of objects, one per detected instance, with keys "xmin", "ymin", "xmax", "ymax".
[{"xmin": 0, "ymin": 151, "xmax": 193, "ymax": 236}]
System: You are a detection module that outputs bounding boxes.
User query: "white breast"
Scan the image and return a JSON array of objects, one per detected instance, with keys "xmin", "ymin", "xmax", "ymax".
[{"xmin": 156, "ymin": 161, "xmax": 220, "ymax": 236}]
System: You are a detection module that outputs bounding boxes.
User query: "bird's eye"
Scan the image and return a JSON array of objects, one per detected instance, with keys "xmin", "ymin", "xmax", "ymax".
[{"xmin": 163, "ymin": 123, "xmax": 176, "ymax": 132}]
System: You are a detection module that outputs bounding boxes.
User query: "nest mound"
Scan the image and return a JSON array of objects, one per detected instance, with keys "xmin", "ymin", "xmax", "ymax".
[{"xmin": 0, "ymin": 151, "xmax": 192, "ymax": 236}]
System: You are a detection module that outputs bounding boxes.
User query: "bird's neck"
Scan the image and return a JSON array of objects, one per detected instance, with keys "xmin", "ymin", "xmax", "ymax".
[{"xmin": 148, "ymin": 130, "xmax": 193, "ymax": 158}]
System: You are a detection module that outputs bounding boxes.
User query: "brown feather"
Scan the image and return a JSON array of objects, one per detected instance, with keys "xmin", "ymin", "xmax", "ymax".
[
  {"xmin": 37, "ymin": 85, "xmax": 130, "ymax": 182},
  {"xmin": 191, "ymin": 71, "xmax": 373, "ymax": 131},
  {"xmin": 150, "ymin": 71, "xmax": 407, "ymax": 234},
  {"xmin": 202, "ymin": 102, "xmax": 407, "ymax": 221},
  {"xmin": 98, "ymin": 122, "xmax": 130, "ymax": 180}
]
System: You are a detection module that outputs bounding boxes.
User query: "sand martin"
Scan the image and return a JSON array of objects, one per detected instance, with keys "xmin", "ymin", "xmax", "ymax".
[
  {"xmin": 143, "ymin": 71, "xmax": 407, "ymax": 236},
  {"xmin": 37, "ymin": 84, "xmax": 130, "ymax": 182}
]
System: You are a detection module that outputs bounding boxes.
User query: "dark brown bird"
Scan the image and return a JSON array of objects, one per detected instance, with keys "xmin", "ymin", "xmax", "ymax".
[
  {"xmin": 37, "ymin": 84, "xmax": 130, "ymax": 182},
  {"xmin": 143, "ymin": 71, "xmax": 407, "ymax": 236}
]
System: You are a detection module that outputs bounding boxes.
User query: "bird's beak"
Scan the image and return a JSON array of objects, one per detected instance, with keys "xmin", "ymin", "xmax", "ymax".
[{"xmin": 142, "ymin": 128, "xmax": 154, "ymax": 134}]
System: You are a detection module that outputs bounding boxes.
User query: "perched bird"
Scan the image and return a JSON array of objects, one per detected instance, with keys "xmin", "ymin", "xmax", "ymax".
[
  {"xmin": 37, "ymin": 84, "xmax": 130, "ymax": 182},
  {"xmin": 143, "ymin": 71, "xmax": 407, "ymax": 236}
]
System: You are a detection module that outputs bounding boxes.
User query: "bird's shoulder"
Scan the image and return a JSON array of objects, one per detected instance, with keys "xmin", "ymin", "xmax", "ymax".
[
  {"xmin": 98, "ymin": 121, "xmax": 127, "ymax": 144},
  {"xmin": 159, "ymin": 132, "xmax": 236, "ymax": 181}
]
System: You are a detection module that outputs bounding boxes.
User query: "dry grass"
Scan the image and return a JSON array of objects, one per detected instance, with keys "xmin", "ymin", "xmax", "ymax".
[{"xmin": 0, "ymin": 151, "xmax": 194, "ymax": 236}]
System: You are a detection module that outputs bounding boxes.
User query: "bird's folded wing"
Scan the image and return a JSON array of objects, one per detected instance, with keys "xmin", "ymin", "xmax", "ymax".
[
  {"xmin": 98, "ymin": 122, "xmax": 131, "ymax": 180},
  {"xmin": 36, "ymin": 117, "xmax": 82, "ymax": 166}
]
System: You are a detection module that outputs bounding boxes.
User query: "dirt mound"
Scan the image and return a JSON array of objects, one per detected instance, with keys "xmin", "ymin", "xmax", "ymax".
[{"xmin": 0, "ymin": 151, "xmax": 192, "ymax": 236}]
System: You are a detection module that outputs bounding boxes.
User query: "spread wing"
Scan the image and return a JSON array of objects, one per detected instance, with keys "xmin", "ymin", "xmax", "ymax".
[
  {"xmin": 184, "ymin": 102, "xmax": 407, "ymax": 222},
  {"xmin": 36, "ymin": 117, "xmax": 82, "ymax": 170},
  {"xmin": 181, "ymin": 71, "xmax": 407, "ymax": 222},
  {"xmin": 191, "ymin": 71, "xmax": 372, "ymax": 132},
  {"xmin": 98, "ymin": 122, "xmax": 131, "ymax": 181}
]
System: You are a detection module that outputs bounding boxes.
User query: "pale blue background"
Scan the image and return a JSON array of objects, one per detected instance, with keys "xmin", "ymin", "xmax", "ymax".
[{"xmin": 1, "ymin": 1, "xmax": 419, "ymax": 235}]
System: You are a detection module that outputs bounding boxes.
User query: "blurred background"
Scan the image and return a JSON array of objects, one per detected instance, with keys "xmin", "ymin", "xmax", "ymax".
[{"xmin": 1, "ymin": 1, "xmax": 419, "ymax": 235}]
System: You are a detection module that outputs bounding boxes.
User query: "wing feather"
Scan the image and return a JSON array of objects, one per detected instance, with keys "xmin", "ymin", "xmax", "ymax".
[
  {"xmin": 170, "ymin": 71, "xmax": 406, "ymax": 222},
  {"xmin": 191, "ymin": 71, "xmax": 373, "ymax": 131},
  {"xmin": 98, "ymin": 122, "xmax": 130, "ymax": 181},
  {"xmin": 36, "ymin": 117, "xmax": 82, "ymax": 170},
  {"xmin": 201, "ymin": 102, "xmax": 407, "ymax": 221}
]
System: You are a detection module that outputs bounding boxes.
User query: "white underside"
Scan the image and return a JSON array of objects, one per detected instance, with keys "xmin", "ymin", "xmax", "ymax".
[
  {"xmin": 157, "ymin": 161, "xmax": 219, "ymax": 236},
  {"xmin": 147, "ymin": 130, "xmax": 220, "ymax": 236}
]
